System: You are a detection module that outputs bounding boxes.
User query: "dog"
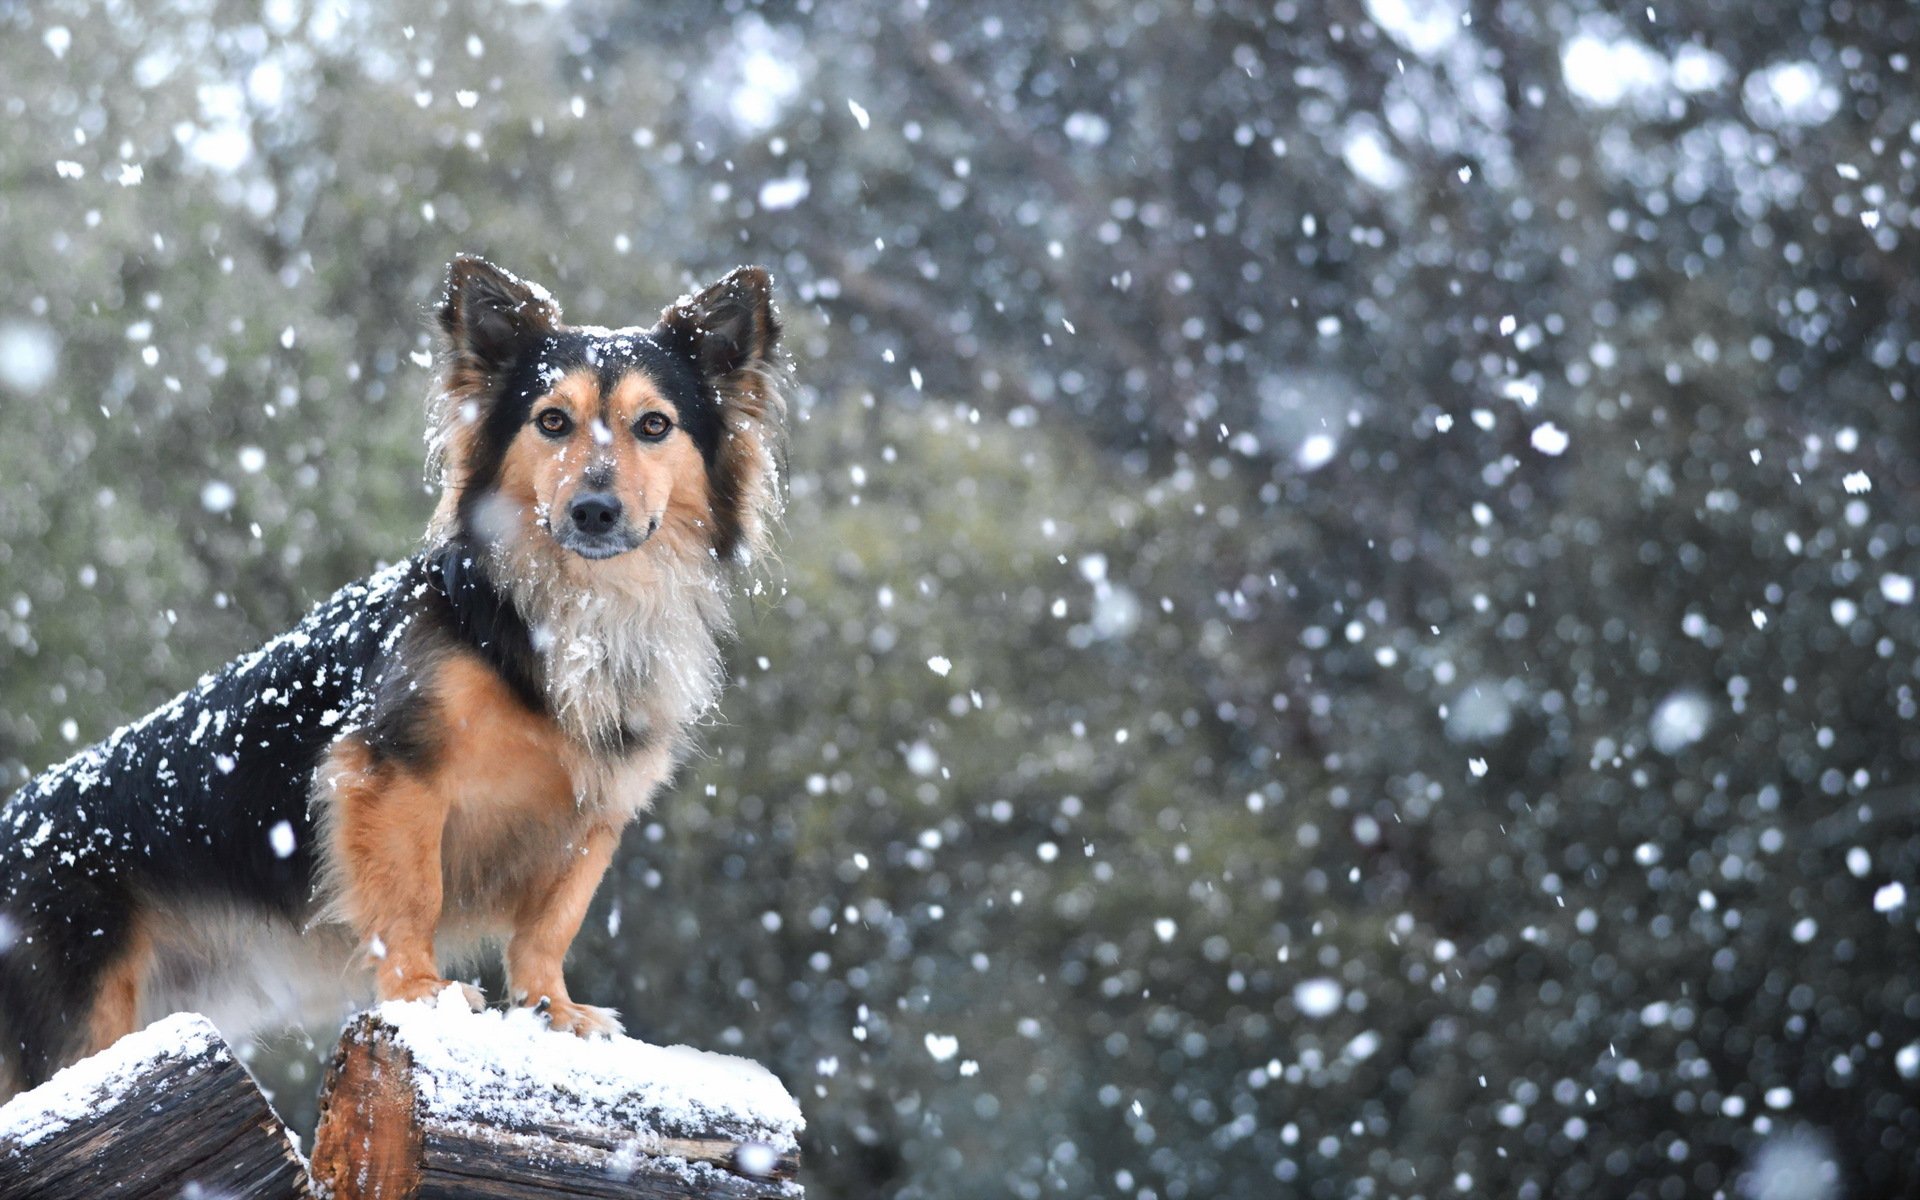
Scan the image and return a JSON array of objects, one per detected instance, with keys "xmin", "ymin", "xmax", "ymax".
[{"xmin": 0, "ymin": 256, "xmax": 787, "ymax": 1098}]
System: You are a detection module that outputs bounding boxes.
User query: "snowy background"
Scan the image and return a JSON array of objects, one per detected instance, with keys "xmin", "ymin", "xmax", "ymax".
[{"xmin": 3, "ymin": 1, "xmax": 1920, "ymax": 1196}]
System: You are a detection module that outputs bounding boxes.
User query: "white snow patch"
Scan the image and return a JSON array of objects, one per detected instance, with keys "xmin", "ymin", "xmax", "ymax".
[
  {"xmin": 1842, "ymin": 470, "xmax": 1871, "ymax": 495},
  {"xmin": 200, "ymin": 480, "xmax": 237, "ymax": 513},
  {"xmin": 923, "ymin": 1033, "xmax": 959, "ymax": 1063},
  {"xmin": 1745, "ymin": 1128, "xmax": 1838, "ymax": 1200},
  {"xmin": 1293, "ymin": 978, "xmax": 1344, "ymax": 1018},
  {"xmin": 1296, "ymin": 432, "xmax": 1339, "ymax": 471},
  {"xmin": 904, "ymin": 740, "xmax": 939, "ymax": 777},
  {"xmin": 1364, "ymin": 0, "xmax": 1462, "ymax": 59},
  {"xmin": 0, "ymin": 1013, "xmax": 222, "ymax": 1147},
  {"xmin": 1063, "ymin": 111, "xmax": 1111, "ymax": 146},
  {"xmin": 373, "ymin": 998, "xmax": 803, "ymax": 1145},
  {"xmin": 757, "ymin": 176, "xmax": 810, "ymax": 210},
  {"xmin": 1671, "ymin": 45, "xmax": 1732, "ymax": 94},
  {"xmin": 1650, "ymin": 691, "xmax": 1711, "ymax": 754},
  {"xmin": 1500, "ymin": 377, "xmax": 1540, "ymax": 407},
  {"xmin": 0, "ymin": 321, "xmax": 59, "ymax": 394},
  {"xmin": 269, "ymin": 820, "xmax": 296, "ymax": 858},
  {"xmin": 1873, "ymin": 881, "xmax": 1906, "ymax": 913},
  {"xmin": 1880, "ymin": 574, "xmax": 1914, "ymax": 605},
  {"xmin": 1561, "ymin": 24, "xmax": 1731, "ymax": 111},
  {"xmin": 736, "ymin": 1141, "xmax": 779, "ymax": 1177},
  {"xmin": 1341, "ymin": 120, "xmax": 1408, "ymax": 190},
  {"xmin": 1744, "ymin": 61, "xmax": 1841, "ymax": 129},
  {"xmin": 1562, "ymin": 32, "xmax": 1668, "ymax": 108},
  {"xmin": 926, "ymin": 655, "xmax": 952, "ymax": 677},
  {"xmin": 1090, "ymin": 585, "xmax": 1142, "ymax": 641},
  {"xmin": 1896, "ymin": 1042, "xmax": 1920, "ymax": 1081},
  {"xmin": 712, "ymin": 17, "xmax": 807, "ymax": 135},
  {"xmin": 1529, "ymin": 422, "xmax": 1570, "ymax": 456}
]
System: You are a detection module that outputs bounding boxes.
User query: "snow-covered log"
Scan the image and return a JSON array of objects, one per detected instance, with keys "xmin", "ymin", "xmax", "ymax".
[
  {"xmin": 0, "ymin": 1012, "xmax": 311, "ymax": 1199},
  {"xmin": 310, "ymin": 999, "xmax": 804, "ymax": 1199}
]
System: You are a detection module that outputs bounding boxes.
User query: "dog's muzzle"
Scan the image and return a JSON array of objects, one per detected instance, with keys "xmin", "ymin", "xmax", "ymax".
[{"xmin": 555, "ymin": 492, "xmax": 650, "ymax": 559}]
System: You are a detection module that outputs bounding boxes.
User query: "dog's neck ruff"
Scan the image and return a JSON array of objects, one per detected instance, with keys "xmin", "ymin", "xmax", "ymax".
[{"xmin": 431, "ymin": 533, "xmax": 730, "ymax": 763}]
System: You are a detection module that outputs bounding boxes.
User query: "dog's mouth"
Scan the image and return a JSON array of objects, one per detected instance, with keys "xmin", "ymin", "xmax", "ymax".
[{"xmin": 553, "ymin": 518, "xmax": 657, "ymax": 561}]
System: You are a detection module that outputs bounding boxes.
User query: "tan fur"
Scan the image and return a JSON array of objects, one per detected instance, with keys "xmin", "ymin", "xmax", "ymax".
[
  {"xmin": 711, "ymin": 356, "xmax": 788, "ymax": 568},
  {"xmin": 491, "ymin": 368, "xmax": 720, "ymax": 572},
  {"xmin": 318, "ymin": 652, "xmax": 675, "ymax": 1023},
  {"xmin": 84, "ymin": 914, "xmax": 154, "ymax": 1057}
]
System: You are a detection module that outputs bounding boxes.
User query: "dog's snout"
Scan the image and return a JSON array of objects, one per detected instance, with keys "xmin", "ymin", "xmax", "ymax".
[{"xmin": 569, "ymin": 492, "xmax": 623, "ymax": 533}]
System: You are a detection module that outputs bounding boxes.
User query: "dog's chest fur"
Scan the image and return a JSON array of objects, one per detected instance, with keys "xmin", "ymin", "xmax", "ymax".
[{"xmin": 424, "ymin": 653, "xmax": 676, "ymax": 917}]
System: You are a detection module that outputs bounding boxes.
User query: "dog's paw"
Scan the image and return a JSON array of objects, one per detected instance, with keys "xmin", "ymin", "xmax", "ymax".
[
  {"xmin": 385, "ymin": 975, "xmax": 486, "ymax": 1011},
  {"xmin": 535, "ymin": 996, "xmax": 624, "ymax": 1039}
]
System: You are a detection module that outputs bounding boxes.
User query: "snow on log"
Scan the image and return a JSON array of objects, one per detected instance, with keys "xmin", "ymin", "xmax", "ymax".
[
  {"xmin": 310, "ymin": 996, "xmax": 804, "ymax": 1199},
  {"xmin": 0, "ymin": 1011, "xmax": 311, "ymax": 1199}
]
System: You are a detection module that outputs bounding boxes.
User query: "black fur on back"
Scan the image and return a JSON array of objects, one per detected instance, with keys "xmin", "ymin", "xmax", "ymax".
[
  {"xmin": 0, "ymin": 534, "xmax": 585, "ymax": 1087},
  {"xmin": 0, "ymin": 545, "xmax": 566, "ymax": 1087}
]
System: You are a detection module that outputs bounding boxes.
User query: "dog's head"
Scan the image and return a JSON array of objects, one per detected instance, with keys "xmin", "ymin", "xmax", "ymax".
[{"xmin": 429, "ymin": 257, "xmax": 786, "ymax": 580}]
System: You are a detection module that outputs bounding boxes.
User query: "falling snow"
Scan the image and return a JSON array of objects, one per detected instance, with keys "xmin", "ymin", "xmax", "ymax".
[{"xmin": 2, "ymin": 5, "xmax": 1918, "ymax": 1199}]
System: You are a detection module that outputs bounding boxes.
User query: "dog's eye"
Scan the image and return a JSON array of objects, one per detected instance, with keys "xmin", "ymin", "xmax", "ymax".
[
  {"xmin": 635, "ymin": 412, "xmax": 673, "ymax": 441},
  {"xmin": 536, "ymin": 408, "xmax": 572, "ymax": 437}
]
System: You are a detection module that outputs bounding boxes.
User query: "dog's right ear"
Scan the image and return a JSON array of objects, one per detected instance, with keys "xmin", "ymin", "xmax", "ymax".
[{"xmin": 439, "ymin": 256, "xmax": 561, "ymax": 372}]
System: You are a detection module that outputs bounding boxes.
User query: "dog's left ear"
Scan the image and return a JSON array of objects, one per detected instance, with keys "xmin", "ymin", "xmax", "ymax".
[
  {"xmin": 440, "ymin": 256, "xmax": 561, "ymax": 372},
  {"xmin": 658, "ymin": 267, "xmax": 780, "ymax": 383}
]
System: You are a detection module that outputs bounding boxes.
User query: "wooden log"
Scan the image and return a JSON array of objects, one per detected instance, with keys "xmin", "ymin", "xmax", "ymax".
[
  {"xmin": 0, "ymin": 1011, "xmax": 311, "ymax": 1200},
  {"xmin": 310, "ymin": 998, "xmax": 804, "ymax": 1199}
]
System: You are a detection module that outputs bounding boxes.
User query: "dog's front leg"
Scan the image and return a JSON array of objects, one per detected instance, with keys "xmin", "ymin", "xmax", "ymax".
[
  {"xmin": 333, "ymin": 760, "xmax": 481, "ymax": 1010},
  {"xmin": 505, "ymin": 821, "xmax": 622, "ymax": 1037}
]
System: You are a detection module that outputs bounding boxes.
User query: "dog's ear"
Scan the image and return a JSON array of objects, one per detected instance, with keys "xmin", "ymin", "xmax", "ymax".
[
  {"xmin": 439, "ymin": 256, "xmax": 561, "ymax": 372},
  {"xmin": 658, "ymin": 267, "xmax": 780, "ymax": 383}
]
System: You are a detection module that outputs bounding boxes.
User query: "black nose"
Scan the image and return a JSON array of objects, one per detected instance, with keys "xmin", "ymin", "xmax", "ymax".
[{"xmin": 569, "ymin": 492, "xmax": 623, "ymax": 533}]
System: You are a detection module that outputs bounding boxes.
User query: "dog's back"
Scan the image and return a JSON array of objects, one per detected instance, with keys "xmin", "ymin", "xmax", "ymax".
[{"xmin": 0, "ymin": 559, "xmax": 422, "ymax": 1094}]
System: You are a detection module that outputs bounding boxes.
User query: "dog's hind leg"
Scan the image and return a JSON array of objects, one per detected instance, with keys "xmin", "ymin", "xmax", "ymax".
[
  {"xmin": 0, "ymin": 884, "xmax": 151, "ymax": 1094},
  {"xmin": 80, "ymin": 912, "xmax": 155, "ymax": 1058}
]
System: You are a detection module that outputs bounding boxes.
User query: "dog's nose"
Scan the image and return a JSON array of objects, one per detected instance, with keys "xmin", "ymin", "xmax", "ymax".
[{"xmin": 569, "ymin": 492, "xmax": 623, "ymax": 533}]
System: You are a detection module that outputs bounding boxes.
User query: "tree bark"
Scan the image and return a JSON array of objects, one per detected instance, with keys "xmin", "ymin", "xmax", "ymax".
[
  {"xmin": 310, "ymin": 1007, "xmax": 802, "ymax": 1200},
  {"xmin": 0, "ymin": 1012, "xmax": 310, "ymax": 1200}
]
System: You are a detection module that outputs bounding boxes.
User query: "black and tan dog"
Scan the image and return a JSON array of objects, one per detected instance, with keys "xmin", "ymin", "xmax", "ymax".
[{"xmin": 0, "ymin": 257, "xmax": 787, "ymax": 1097}]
